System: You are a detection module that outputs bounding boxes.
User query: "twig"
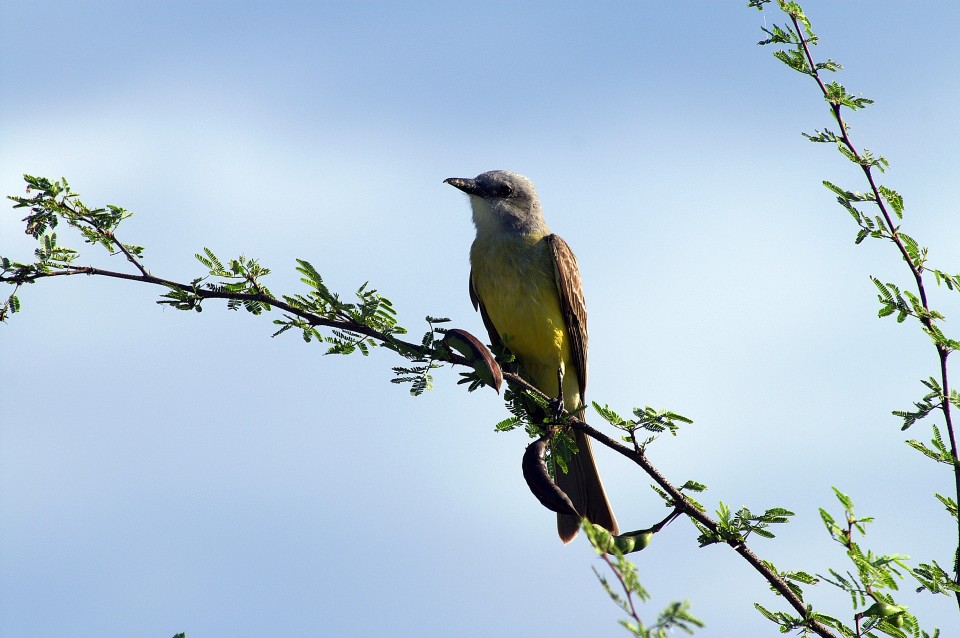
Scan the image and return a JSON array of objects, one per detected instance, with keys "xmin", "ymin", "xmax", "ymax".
[
  {"xmin": 599, "ymin": 551, "xmax": 642, "ymax": 625},
  {"xmin": 502, "ymin": 371, "xmax": 837, "ymax": 638},
  {"xmin": 2, "ymin": 263, "xmax": 431, "ymax": 357},
  {"xmin": 790, "ymin": 11, "xmax": 960, "ymax": 603},
  {"xmin": 106, "ymin": 229, "xmax": 149, "ymax": 277}
]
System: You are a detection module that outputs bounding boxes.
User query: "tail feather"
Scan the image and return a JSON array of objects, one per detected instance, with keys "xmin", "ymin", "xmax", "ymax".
[{"xmin": 556, "ymin": 430, "xmax": 619, "ymax": 543}]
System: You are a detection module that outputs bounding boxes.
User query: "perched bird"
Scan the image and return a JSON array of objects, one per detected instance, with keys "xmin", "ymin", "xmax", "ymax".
[{"xmin": 445, "ymin": 170, "xmax": 618, "ymax": 542}]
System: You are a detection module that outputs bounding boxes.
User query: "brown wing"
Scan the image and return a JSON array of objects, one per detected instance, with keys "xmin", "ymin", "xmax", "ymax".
[
  {"xmin": 547, "ymin": 234, "xmax": 588, "ymax": 398},
  {"xmin": 469, "ymin": 270, "xmax": 505, "ymax": 355}
]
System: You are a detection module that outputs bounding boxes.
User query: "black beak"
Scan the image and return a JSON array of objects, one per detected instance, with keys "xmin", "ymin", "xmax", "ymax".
[{"xmin": 444, "ymin": 177, "xmax": 479, "ymax": 195}]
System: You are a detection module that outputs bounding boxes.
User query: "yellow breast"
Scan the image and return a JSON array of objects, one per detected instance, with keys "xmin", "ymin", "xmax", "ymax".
[{"xmin": 470, "ymin": 234, "xmax": 576, "ymax": 402}]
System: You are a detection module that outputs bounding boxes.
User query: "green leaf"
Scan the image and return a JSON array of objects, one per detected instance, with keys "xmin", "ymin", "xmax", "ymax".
[
  {"xmin": 934, "ymin": 494, "xmax": 958, "ymax": 519},
  {"xmin": 494, "ymin": 416, "xmax": 521, "ymax": 432},
  {"xmin": 592, "ymin": 402, "xmax": 626, "ymax": 426},
  {"xmin": 878, "ymin": 185, "xmax": 904, "ymax": 219},
  {"xmin": 832, "ymin": 487, "xmax": 854, "ymax": 513}
]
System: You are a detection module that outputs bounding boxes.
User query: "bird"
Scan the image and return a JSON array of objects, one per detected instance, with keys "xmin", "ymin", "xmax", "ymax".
[{"xmin": 445, "ymin": 170, "xmax": 618, "ymax": 543}]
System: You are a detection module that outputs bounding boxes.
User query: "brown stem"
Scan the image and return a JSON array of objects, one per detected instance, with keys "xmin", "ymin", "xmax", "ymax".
[
  {"xmin": 790, "ymin": 12, "xmax": 960, "ymax": 603},
  {"xmin": 66, "ymin": 203, "xmax": 150, "ymax": 278},
  {"xmin": 599, "ymin": 552, "xmax": 642, "ymax": 625},
  {"xmin": 6, "ymin": 263, "xmax": 429, "ymax": 356},
  {"xmin": 107, "ymin": 230, "xmax": 149, "ymax": 277},
  {"xmin": 502, "ymin": 371, "xmax": 837, "ymax": 638}
]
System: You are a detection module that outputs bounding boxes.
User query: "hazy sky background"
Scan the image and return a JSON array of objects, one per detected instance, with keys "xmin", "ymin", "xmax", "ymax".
[{"xmin": 2, "ymin": 1, "xmax": 959, "ymax": 636}]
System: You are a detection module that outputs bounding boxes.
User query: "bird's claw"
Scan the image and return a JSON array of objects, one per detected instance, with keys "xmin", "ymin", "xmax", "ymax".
[{"xmin": 549, "ymin": 366, "xmax": 565, "ymax": 421}]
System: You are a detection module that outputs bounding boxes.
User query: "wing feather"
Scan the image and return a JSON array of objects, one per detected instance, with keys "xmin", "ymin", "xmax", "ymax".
[{"xmin": 547, "ymin": 234, "xmax": 588, "ymax": 398}]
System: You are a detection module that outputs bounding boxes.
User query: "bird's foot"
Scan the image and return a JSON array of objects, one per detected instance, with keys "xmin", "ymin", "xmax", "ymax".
[{"xmin": 549, "ymin": 366, "xmax": 565, "ymax": 421}]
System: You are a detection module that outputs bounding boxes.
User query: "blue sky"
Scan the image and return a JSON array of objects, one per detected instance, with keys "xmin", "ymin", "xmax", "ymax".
[{"xmin": 2, "ymin": 1, "xmax": 959, "ymax": 636}]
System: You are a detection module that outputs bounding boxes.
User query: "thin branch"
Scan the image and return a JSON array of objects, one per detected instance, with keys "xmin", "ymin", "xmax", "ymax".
[
  {"xmin": 106, "ymin": 229, "xmax": 149, "ymax": 277},
  {"xmin": 502, "ymin": 371, "xmax": 838, "ymax": 638},
  {"xmin": 599, "ymin": 551, "xmax": 643, "ymax": 625},
  {"xmin": 50, "ymin": 193, "xmax": 151, "ymax": 278},
  {"xmin": 793, "ymin": 16, "xmax": 927, "ymax": 308},
  {"xmin": 2, "ymin": 263, "xmax": 429, "ymax": 356},
  {"xmin": 790, "ymin": 11, "xmax": 960, "ymax": 602}
]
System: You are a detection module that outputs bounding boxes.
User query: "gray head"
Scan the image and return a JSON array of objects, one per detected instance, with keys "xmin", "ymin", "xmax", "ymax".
[{"xmin": 444, "ymin": 170, "xmax": 549, "ymax": 237}]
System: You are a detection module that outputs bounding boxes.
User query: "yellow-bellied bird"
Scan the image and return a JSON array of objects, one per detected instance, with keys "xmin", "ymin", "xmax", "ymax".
[{"xmin": 445, "ymin": 170, "xmax": 618, "ymax": 543}]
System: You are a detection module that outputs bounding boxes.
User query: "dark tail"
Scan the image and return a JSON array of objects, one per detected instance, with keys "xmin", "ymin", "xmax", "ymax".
[{"xmin": 555, "ymin": 430, "xmax": 619, "ymax": 543}]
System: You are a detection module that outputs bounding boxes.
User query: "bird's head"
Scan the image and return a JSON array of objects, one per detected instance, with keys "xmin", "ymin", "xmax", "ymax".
[{"xmin": 445, "ymin": 170, "xmax": 548, "ymax": 237}]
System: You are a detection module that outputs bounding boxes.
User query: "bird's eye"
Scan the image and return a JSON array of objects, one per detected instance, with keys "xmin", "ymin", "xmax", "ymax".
[{"xmin": 495, "ymin": 183, "xmax": 513, "ymax": 198}]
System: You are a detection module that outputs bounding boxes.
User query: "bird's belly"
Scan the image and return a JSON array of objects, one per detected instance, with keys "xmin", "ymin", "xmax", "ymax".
[
  {"xmin": 471, "ymin": 240, "xmax": 572, "ymax": 396},
  {"xmin": 483, "ymin": 275, "xmax": 566, "ymax": 364}
]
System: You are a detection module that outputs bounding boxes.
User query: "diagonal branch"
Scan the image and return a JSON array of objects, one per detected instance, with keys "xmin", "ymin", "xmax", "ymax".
[
  {"xmin": 502, "ymin": 371, "xmax": 837, "ymax": 638},
  {"xmin": 105, "ymin": 229, "xmax": 150, "ymax": 277},
  {"xmin": 790, "ymin": 11, "xmax": 960, "ymax": 602}
]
